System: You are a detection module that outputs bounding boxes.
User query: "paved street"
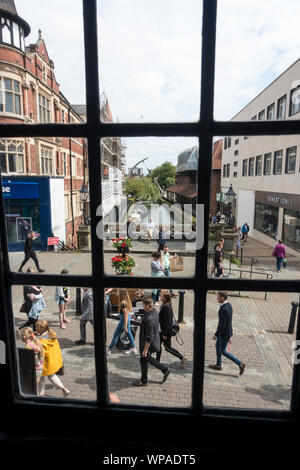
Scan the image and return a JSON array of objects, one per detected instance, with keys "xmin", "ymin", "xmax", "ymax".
[{"xmin": 11, "ymin": 237, "xmax": 299, "ymax": 410}]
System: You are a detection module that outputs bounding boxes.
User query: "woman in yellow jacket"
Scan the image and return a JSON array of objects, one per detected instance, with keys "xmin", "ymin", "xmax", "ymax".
[{"xmin": 36, "ymin": 320, "xmax": 70, "ymax": 397}]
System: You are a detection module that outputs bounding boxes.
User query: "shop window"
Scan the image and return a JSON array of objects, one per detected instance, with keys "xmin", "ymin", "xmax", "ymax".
[
  {"xmin": 254, "ymin": 203, "xmax": 278, "ymax": 239},
  {"xmin": 264, "ymin": 153, "xmax": 272, "ymax": 175},
  {"xmin": 255, "ymin": 155, "xmax": 262, "ymax": 175},
  {"xmin": 38, "ymin": 93, "xmax": 51, "ymax": 123},
  {"xmin": 0, "ymin": 77, "xmax": 21, "ymax": 114},
  {"xmin": 283, "ymin": 209, "xmax": 300, "ymax": 252},
  {"xmin": 273, "ymin": 150, "xmax": 283, "ymax": 174},
  {"xmin": 0, "ymin": 139, "xmax": 24, "ymax": 173},
  {"xmin": 40, "ymin": 146, "xmax": 53, "ymax": 175},
  {"xmin": 285, "ymin": 147, "xmax": 296, "ymax": 174}
]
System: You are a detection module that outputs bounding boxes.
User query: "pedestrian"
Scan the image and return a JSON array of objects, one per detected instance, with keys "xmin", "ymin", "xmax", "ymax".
[
  {"xmin": 147, "ymin": 218, "xmax": 155, "ymax": 241},
  {"xmin": 157, "ymin": 225, "xmax": 166, "ymax": 252},
  {"xmin": 209, "ymin": 292, "xmax": 246, "ymax": 375},
  {"xmin": 151, "ymin": 251, "xmax": 165, "ymax": 304},
  {"xmin": 132, "ymin": 296, "xmax": 170, "ymax": 387},
  {"xmin": 107, "ymin": 289, "xmax": 137, "ymax": 355},
  {"xmin": 213, "ymin": 243, "xmax": 223, "ymax": 277},
  {"xmin": 241, "ymin": 222, "xmax": 250, "ymax": 241},
  {"xmin": 19, "ymin": 326, "xmax": 44, "ymax": 391},
  {"xmin": 19, "ymin": 268, "xmax": 45, "ymax": 332},
  {"xmin": 161, "ymin": 245, "xmax": 177, "ymax": 297},
  {"xmin": 104, "ymin": 288, "xmax": 113, "ymax": 315},
  {"xmin": 18, "ymin": 230, "xmax": 45, "ymax": 273},
  {"xmin": 156, "ymin": 290, "xmax": 187, "ymax": 368},
  {"xmin": 235, "ymin": 226, "xmax": 242, "ymax": 257},
  {"xmin": 54, "ymin": 269, "xmax": 71, "ymax": 329},
  {"xmin": 272, "ymin": 240, "xmax": 286, "ymax": 273},
  {"xmin": 75, "ymin": 287, "xmax": 94, "ymax": 345},
  {"xmin": 35, "ymin": 320, "xmax": 70, "ymax": 397}
]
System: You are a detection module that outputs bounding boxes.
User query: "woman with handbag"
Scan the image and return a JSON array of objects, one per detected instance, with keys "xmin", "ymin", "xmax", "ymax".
[
  {"xmin": 19, "ymin": 267, "xmax": 45, "ymax": 333},
  {"xmin": 156, "ymin": 290, "xmax": 187, "ymax": 368},
  {"xmin": 35, "ymin": 320, "xmax": 70, "ymax": 398},
  {"xmin": 107, "ymin": 289, "xmax": 137, "ymax": 356}
]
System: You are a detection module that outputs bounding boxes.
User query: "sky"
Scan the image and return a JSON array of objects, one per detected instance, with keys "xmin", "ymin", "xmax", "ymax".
[{"xmin": 16, "ymin": 0, "xmax": 300, "ymax": 171}]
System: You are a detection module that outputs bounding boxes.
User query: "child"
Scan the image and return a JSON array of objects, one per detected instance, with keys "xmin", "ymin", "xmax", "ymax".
[
  {"xmin": 54, "ymin": 269, "xmax": 71, "ymax": 329},
  {"xmin": 19, "ymin": 327, "xmax": 44, "ymax": 391},
  {"xmin": 35, "ymin": 320, "xmax": 70, "ymax": 398}
]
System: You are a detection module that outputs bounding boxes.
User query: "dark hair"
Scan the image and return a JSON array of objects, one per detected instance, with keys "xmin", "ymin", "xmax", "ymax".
[
  {"xmin": 217, "ymin": 291, "xmax": 228, "ymax": 300},
  {"xmin": 142, "ymin": 296, "xmax": 154, "ymax": 307},
  {"xmin": 152, "ymin": 251, "xmax": 161, "ymax": 259},
  {"xmin": 60, "ymin": 268, "xmax": 69, "ymax": 274},
  {"xmin": 160, "ymin": 290, "xmax": 172, "ymax": 305},
  {"xmin": 278, "ymin": 240, "xmax": 282, "ymax": 244}
]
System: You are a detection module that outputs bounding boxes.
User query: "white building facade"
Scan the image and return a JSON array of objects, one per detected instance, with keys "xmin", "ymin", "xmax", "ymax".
[{"xmin": 221, "ymin": 59, "xmax": 300, "ymax": 254}]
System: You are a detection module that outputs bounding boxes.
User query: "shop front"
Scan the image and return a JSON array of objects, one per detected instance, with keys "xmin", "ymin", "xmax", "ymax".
[
  {"xmin": 283, "ymin": 209, "xmax": 300, "ymax": 252},
  {"xmin": 2, "ymin": 177, "xmax": 58, "ymax": 251}
]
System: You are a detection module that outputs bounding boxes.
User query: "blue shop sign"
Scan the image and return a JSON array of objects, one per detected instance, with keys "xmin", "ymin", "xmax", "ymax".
[{"xmin": 2, "ymin": 182, "xmax": 39, "ymax": 199}]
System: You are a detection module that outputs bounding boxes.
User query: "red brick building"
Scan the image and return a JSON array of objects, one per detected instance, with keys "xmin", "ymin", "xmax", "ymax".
[{"xmin": 0, "ymin": 0, "xmax": 86, "ymax": 250}]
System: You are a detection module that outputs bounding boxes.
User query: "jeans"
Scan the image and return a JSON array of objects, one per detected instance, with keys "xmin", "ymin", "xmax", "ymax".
[
  {"xmin": 80, "ymin": 319, "xmax": 94, "ymax": 342},
  {"xmin": 163, "ymin": 268, "xmax": 174, "ymax": 294},
  {"xmin": 108, "ymin": 313, "xmax": 136, "ymax": 350},
  {"xmin": 140, "ymin": 351, "xmax": 168, "ymax": 383},
  {"xmin": 19, "ymin": 250, "xmax": 40, "ymax": 270},
  {"xmin": 104, "ymin": 294, "xmax": 111, "ymax": 315},
  {"xmin": 276, "ymin": 257, "xmax": 283, "ymax": 271},
  {"xmin": 156, "ymin": 334, "xmax": 183, "ymax": 362},
  {"xmin": 216, "ymin": 336, "xmax": 241, "ymax": 367}
]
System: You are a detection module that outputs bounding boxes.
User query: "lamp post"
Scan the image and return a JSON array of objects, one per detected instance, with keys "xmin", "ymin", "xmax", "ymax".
[
  {"xmin": 79, "ymin": 184, "xmax": 89, "ymax": 226},
  {"xmin": 225, "ymin": 184, "xmax": 236, "ymax": 227}
]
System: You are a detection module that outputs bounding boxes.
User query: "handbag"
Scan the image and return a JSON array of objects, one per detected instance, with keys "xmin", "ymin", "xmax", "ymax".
[
  {"xmin": 168, "ymin": 310, "xmax": 180, "ymax": 337},
  {"xmin": 19, "ymin": 303, "xmax": 26, "ymax": 313}
]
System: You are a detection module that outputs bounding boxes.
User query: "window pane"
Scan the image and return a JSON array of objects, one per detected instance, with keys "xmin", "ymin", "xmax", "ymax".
[
  {"xmin": 2, "ymin": 24, "xmax": 11, "ymax": 44},
  {"xmin": 4, "ymin": 78, "xmax": 12, "ymax": 90},
  {"xmin": 204, "ymin": 291, "xmax": 296, "ymax": 411},
  {"xmin": 106, "ymin": 287, "xmax": 193, "ymax": 407},
  {"xmin": 13, "ymin": 285, "xmax": 97, "ymax": 402},
  {"xmin": 0, "ymin": 152, "xmax": 6, "ymax": 172},
  {"xmin": 14, "ymin": 81, "xmax": 20, "ymax": 93},
  {"xmin": 98, "ymin": 0, "xmax": 202, "ymax": 123},
  {"xmin": 8, "ymin": 153, "xmax": 17, "ymax": 172},
  {"xmin": 15, "ymin": 94, "xmax": 21, "ymax": 114},
  {"xmin": 102, "ymin": 137, "xmax": 198, "ymax": 278},
  {"xmin": 5, "ymin": 91, "xmax": 13, "ymax": 112}
]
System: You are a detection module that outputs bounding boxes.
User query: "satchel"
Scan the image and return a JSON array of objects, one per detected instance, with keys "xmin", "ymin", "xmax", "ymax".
[
  {"xmin": 169, "ymin": 255, "xmax": 184, "ymax": 272},
  {"xmin": 168, "ymin": 320, "xmax": 180, "ymax": 336},
  {"xmin": 19, "ymin": 303, "xmax": 26, "ymax": 313}
]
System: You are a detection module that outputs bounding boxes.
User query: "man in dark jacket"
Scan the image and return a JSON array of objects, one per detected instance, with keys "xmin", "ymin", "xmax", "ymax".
[
  {"xmin": 209, "ymin": 292, "xmax": 246, "ymax": 375},
  {"xmin": 18, "ymin": 230, "xmax": 45, "ymax": 273},
  {"xmin": 75, "ymin": 288, "xmax": 94, "ymax": 345},
  {"xmin": 132, "ymin": 296, "xmax": 170, "ymax": 387}
]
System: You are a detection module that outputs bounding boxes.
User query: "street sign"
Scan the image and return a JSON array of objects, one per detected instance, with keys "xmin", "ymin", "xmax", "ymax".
[{"xmin": 47, "ymin": 237, "xmax": 59, "ymax": 245}]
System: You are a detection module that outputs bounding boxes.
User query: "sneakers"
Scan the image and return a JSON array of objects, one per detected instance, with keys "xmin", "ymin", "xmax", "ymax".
[
  {"xmin": 75, "ymin": 339, "xmax": 86, "ymax": 345},
  {"xmin": 239, "ymin": 362, "xmax": 246, "ymax": 376},
  {"xmin": 125, "ymin": 348, "xmax": 137, "ymax": 355},
  {"xmin": 209, "ymin": 363, "xmax": 222, "ymax": 371},
  {"xmin": 107, "ymin": 348, "xmax": 112, "ymax": 355},
  {"xmin": 132, "ymin": 379, "xmax": 148, "ymax": 387},
  {"xmin": 162, "ymin": 369, "xmax": 171, "ymax": 383},
  {"xmin": 62, "ymin": 388, "xmax": 70, "ymax": 398},
  {"xmin": 37, "ymin": 268, "xmax": 45, "ymax": 273}
]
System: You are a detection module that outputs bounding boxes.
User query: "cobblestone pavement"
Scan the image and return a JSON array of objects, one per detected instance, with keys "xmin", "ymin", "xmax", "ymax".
[{"xmin": 11, "ymin": 237, "xmax": 299, "ymax": 411}]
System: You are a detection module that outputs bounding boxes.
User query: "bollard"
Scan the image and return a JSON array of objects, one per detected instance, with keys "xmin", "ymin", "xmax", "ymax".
[
  {"xmin": 76, "ymin": 287, "xmax": 82, "ymax": 315},
  {"xmin": 288, "ymin": 301, "xmax": 299, "ymax": 334},
  {"xmin": 178, "ymin": 290, "xmax": 186, "ymax": 324}
]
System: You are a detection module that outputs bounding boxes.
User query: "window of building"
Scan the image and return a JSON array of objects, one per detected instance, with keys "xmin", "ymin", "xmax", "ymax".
[
  {"xmin": 290, "ymin": 85, "xmax": 300, "ymax": 116},
  {"xmin": 242, "ymin": 159, "xmax": 248, "ymax": 176},
  {"xmin": 0, "ymin": 139, "xmax": 24, "ymax": 173},
  {"xmin": 0, "ymin": 77, "xmax": 21, "ymax": 114},
  {"xmin": 258, "ymin": 110, "xmax": 265, "ymax": 120},
  {"xmin": 234, "ymin": 149, "xmax": 238, "ymax": 156},
  {"xmin": 255, "ymin": 155, "xmax": 262, "ymax": 175},
  {"xmin": 61, "ymin": 109, "xmax": 65, "ymax": 123},
  {"xmin": 40, "ymin": 146, "xmax": 53, "ymax": 175},
  {"xmin": 227, "ymin": 137, "xmax": 231, "ymax": 148},
  {"xmin": 282, "ymin": 209, "xmax": 300, "ymax": 252},
  {"xmin": 273, "ymin": 150, "xmax": 283, "ymax": 174},
  {"xmin": 234, "ymin": 138, "xmax": 239, "ymax": 145},
  {"xmin": 264, "ymin": 153, "xmax": 272, "ymax": 175},
  {"xmin": 248, "ymin": 157, "xmax": 254, "ymax": 176},
  {"xmin": 234, "ymin": 161, "xmax": 238, "ymax": 167},
  {"xmin": 277, "ymin": 95, "xmax": 286, "ymax": 119},
  {"xmin": 251, "ymin": 115, "xmax": 257, "ymax": 120},
  {"xmin": 285, "ymin": 146, "xmax": 297, "ymax": 173},
  {"xmin": 233, "ymin": 171, "xmax": 237, "ymax": 177},
  {"xmin": 38, "ymin": 93, "xmax": 51, "ymax": 123},
  {"xmin": 244, "ymin": 136, "xmax": 249, "ymax": 140},
  {"xmin": 267, "ymin": 103, "xmax": 275, "ymax": 120},
  {"xmin": 254, "ymin": 203, "xmax": 278, "ymax": 239},
  {"xmin": 63, "ymin": 152, "xmax": 67, "ymax": 176}
]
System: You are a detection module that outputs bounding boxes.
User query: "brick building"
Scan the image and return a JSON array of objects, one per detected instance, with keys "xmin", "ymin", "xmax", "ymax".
[{"xmin": 0, "ymin": 0, "xmax": 86, "ymax": 250}]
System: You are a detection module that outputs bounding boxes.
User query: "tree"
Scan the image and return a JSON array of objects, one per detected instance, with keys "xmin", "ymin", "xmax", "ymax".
[
  {"xmin": 151, "ymin": 161, "xmax": 176, "ymax": 189},
  {"xmin": 126, "ymin": 177, "xmax": 161, "ymax": 202}
]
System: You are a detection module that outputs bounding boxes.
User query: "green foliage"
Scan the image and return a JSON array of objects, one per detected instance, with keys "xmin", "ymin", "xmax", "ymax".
[
  {"xmin": 126, "ymin": 177, "xmax": 161, "ymax": 202},
  {"xmin": 151, "ymin": 161, "xmax": 176, "ymax": 189},
  {"xmin": 231, "ymin": 257, "xmax": 242, "ymax": 267}
]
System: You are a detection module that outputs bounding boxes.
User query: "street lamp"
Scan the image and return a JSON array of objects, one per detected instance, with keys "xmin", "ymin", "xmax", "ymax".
[
  {"xmin": 79, "ymin": 184, "xmax": 89, "ymax": 225},
  {"xmin": 225, "ymin": 184, "xmax": 236, "ymax": 227}
]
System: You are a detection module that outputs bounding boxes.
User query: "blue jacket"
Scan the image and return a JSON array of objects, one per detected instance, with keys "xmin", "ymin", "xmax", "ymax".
[{"xmin": 215, "ymin": 302, "xmax": 233, "ymax": 340}]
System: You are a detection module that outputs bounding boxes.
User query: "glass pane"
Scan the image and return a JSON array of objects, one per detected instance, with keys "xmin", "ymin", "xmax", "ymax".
[
  {"xmin": 5, "ymin": 91, "xmax": 13, "ymax": 112},
  {"xmin": 1, "ymin": 137, "xmax": 91, "ymax": 275},
  {"xmin": 13, "ymin": 285, "xmax": 97, "ymax": 401},
  {"xmin": 14, "ymin": 81, "xmax": 20, "ymax": 93},
  {"xmin": 2, "ymin": 24, "xmax": 11, "ymax": 44},
  {"xmin": 4, "ymin": 78, "xmax": 12, "ymax": 90},
  {"xmin": 101, "ymin": 136, "xmax": 199, "ymax": 278},
  {"xmin": 106, "ymin": 287, "xmax": 193, "ymax": 407},
  {"xmin": 204, "ymin": 291, "xmax": 297, "ymax": 411},
  {"xmin": 0, "ymin": 152, "xmax": 6, "ymax": 172},
  {"xmin": 98, "ymin": 0, "xmax": 202, "ymax": 123},
  {"xmin": 15, "ymin": 94, "xmax": 21, "ymax": 115},
  {"xmin": 13, "ymin": 22, "xmax": 19, "ymax": 48},
  {"xmin": 215, "ymin": 0, "xmax": 300, "ymax": 121},
  {"xmin": 208, "ymin": 135, "xmax": 300, "ymax": 281}
]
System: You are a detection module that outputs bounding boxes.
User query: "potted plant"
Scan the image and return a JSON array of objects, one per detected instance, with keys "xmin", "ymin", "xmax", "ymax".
[
  {"xmin": 112, "ymin": 237, "xmax": 132, "ymax": 255},
  {"xmin": 111, "ymin": 254, "xmax": 135, "ymax": 275}
]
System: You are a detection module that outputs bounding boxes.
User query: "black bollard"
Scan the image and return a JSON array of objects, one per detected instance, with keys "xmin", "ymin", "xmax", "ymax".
[
  {"xmin": 178, "ymin": 290, "xmax": 186, "ymax": 324},
  {"xmin": 76, "ymin": 287, "xmax": 82, "ymax": 315},
  {"xmin": 288, "ymin": 301, "xmax": 299, "ymax": 334}
]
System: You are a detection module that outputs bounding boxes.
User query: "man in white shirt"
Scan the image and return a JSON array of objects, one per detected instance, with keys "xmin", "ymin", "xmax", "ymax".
[{"xmin": 162, "ymin": 246, "xmax": 177, "ymax": 297}]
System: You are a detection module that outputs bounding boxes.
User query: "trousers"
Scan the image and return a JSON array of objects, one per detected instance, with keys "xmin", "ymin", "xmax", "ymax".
[{"xmin": 140, "ymin": 351, "xmax": 168, "ymax": 383}]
